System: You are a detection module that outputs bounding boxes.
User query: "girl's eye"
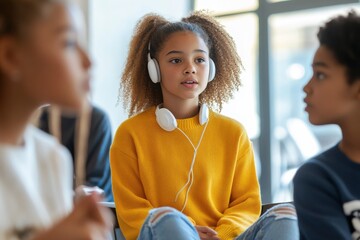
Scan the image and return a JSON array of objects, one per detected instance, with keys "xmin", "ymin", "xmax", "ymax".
[
  {"xmin": 314, "ymin": 71, "xmax": 326, "ymax": 80},
  {"xmin": 170, "ymin": 59, "xmax": 181, "ymax": 64},
  {"xmin": 196, "ymin": 58, "xmax": 205, "ymax": 63},
  {"xmin": 64, "ymin": 39, "xmax": 77, "ymax": 48}
]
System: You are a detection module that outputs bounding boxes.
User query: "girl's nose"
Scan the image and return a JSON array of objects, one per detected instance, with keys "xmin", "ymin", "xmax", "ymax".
[
  {"xmin": 303, "ymin": 80, "xmax": 311, "ymax": 94},
  {"xmin": 78, "ymin": 46, "xmax": 91, "ymax": 70},
  {"xmin": 184, "ymin": 62, "xmax": 196, "ymax": 74}
]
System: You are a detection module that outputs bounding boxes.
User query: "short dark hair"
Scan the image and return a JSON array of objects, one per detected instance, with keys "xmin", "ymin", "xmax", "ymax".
[{"xmin": 317, "ymin": 10, "xmax": 360, "ymax": 84}]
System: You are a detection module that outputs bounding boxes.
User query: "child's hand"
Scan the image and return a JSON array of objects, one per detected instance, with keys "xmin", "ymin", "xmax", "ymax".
[
  {"xmin": 33, "ymin": 193, "xmax": 114, "ymax": 240},
  {"xmin": 195, "ymin": 225, "xmax": 220, "ymax": 240},
  {"xmin": 74, "ymin": 185, "xmax": 105, "ymax": 202}
]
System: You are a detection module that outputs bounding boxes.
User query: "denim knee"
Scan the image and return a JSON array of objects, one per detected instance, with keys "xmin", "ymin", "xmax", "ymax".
[
  {"xmin": 139, "ymin": 207, "xmax": 199, "ymax": 240},
  {"xmin": 262, "ymin": 203, "xmax": 298, "ymax": 220},
  {"xmin": 148, "ymin": 206, "xmax": 181, "ymax": 225}
]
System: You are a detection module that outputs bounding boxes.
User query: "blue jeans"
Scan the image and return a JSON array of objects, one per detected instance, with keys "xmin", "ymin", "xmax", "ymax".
[
  {"xmin": 235, "ymin": 203, "xmax": 299, "ymax": 240},
  {"xmin": 138, "ymin": 206, "xmax": 199, "ymax": 240},
  {"xmin": 137, "ymin": 203, "xmax": 299, "ymax": 240}
]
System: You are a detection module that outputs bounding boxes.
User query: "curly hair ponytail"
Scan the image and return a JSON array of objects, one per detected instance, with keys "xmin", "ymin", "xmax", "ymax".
[
  {"xmin": 120, "ymin": 10, "xmax": 243, "ymax": 116},
  {"xmin": 120, "ymin": 14, "xmax": 168, "ymax": 117}
]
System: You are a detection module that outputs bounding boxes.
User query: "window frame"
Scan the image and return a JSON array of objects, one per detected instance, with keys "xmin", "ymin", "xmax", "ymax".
[{"xmin": 194, "ymin": 0, "xmax": 359, "ymax": 202}]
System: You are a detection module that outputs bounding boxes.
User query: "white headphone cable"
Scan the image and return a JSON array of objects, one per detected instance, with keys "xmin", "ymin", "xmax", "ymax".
[{"xmin": 174, "ymin": 120, "xmax": 209, "ymax": 212}]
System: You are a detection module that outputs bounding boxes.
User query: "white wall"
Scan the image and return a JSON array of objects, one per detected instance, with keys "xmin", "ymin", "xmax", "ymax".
[{"xmin": 87, "ymin": 0, "xmax": 192, "ymax": 133}]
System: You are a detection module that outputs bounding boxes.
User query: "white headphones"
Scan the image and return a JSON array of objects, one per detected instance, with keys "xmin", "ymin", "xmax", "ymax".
[
  {"xmin": 155, "ymin": 104, "xmax": 209, "ymax": 131},
  {"xmin": 147, "ymin": 45, "xmax": 216, "ymax": 84}
]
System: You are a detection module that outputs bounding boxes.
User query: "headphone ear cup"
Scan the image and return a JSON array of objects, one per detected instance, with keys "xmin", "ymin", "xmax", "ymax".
[
  {"xmin": 155, "ymin": 106, "xmax": 177, "ymax": 131},
  {"xmin": 199, "ymin": 104, "xmax": 209, "ymax": 125},
  {"xmin": 155, "ymin": 104, "xmax": 209, "ymax": 131},
  {"xmin": 148, "ymin": 58, "xmax": 161, "ymax": 83},
  {"xmin": 208, "ymin": 58, "xmax": 216, "ymax": 82}
]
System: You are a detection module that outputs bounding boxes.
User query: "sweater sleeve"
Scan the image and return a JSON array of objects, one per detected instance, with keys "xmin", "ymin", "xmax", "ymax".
[
  {"xmin": 293, "ymin": 160, "xmax": 353, "ymax": 240},
  {"xmin": 215, "ymin": 136, "xmax": 261, "ymax": 240},
  {"xmin": 110, "ymin": 126, "xmax": 154, "ymax": 240}
]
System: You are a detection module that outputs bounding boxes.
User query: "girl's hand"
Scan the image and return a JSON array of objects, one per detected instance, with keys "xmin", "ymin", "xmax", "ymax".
[
  {"xmin": 33, "ymin": 193, "xmax": 114, "ymax": 240},
  {"xmin": 195, "ymin": 225, "xmax": 220, "ymax": 240}
]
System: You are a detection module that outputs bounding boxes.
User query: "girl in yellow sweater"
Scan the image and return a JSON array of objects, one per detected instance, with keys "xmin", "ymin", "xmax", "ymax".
[{"xmin": 110, "ymin": 11, "xmax": 299, "ymax": 240}]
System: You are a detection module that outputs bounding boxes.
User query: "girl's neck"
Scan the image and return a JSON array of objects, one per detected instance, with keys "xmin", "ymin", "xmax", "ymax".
[
  {"xmin": 339, "ymin": 141, "xmax": 360, "ymax": 164},
  {"xmin": 0, "ymin": 116, "xmax": 28, "ymax": 146},
  {"xmin": 0, "ymin": 94, "xmax": 35, "ymax": 146},
  {"xmin": 162, "ymin": 101, "xmax": 200, "ymax": 119},
  {"xmin": 339, "ymin": 120, "xmax": 360, "ymax": 163}
]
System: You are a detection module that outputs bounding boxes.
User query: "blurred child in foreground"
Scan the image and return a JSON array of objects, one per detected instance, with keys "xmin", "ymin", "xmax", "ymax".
[{"xmin": 0, "ymin": 0, "xmax": 113, "ymax": 239}]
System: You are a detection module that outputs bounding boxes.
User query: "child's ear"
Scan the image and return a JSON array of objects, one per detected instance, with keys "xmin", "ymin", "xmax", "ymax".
[
  {"xmin": 0, "ymin": 36, "xmax": 21, "ymax": 80},
  {"xmin": 354, "ymin": 80, "xmax": 360, "ymax": 100}
]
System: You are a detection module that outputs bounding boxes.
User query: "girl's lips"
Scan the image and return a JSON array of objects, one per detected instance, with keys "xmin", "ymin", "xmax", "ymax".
[
  {"xmin": 303, "ymin": 98, "xmax": 312, "ymax": 112},
  {"xmin": 181, "ymin": 79, "xmax": 198, "ymax": 84},
  {"xmin": 83, "ymin": 76, "xmax": 91, "ymax": 92},
  {"xmin": 181, "ymin": 81, "xmax": 198, "ymax": 88},
  {"xmin": 303, "ymin": 98, "xmax": 310, "ymax": 106},
  {"xmin": 304, "ymin": 102, "xmax": 313, "ymax": 112}
]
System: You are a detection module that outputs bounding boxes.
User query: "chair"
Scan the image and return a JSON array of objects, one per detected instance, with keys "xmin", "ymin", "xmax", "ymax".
[
  {"xmin": 260, "ymin": 202, "xmax": 293, "ymax": 215},
  {"xmin": 274, "ymin": 118, "xmax": 321, "ymax": 201},
  {"xmin": 100, "ymin": 202, "xmax": 125, "ymax": 240}
]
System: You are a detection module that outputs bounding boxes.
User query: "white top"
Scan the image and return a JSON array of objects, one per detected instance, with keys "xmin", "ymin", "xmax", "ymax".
[{"xmin": 0, "ymin": 126, "xmax": 73, "ymax": 240}]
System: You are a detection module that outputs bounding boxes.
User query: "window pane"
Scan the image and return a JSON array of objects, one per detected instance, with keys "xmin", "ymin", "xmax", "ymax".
[
  {"xmin": 195, "ymin": 0, "xmax": 258, "ymax": 14},
  {"xmin": 269, "ymin": 4, "xmax": 360, "ymax": 202},
  {"xmin": 267, "ymin": 0, "xmax": 291, "ymax": 3},
  {"xmin": 217, "ymin": 14, "xmax": 260, "ymax": 176}
]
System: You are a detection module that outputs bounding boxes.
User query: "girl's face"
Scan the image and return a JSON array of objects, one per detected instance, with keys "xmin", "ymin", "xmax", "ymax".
[
  {"xmin": 157, "ymin": 31, "xmax": 210, "ymax": 106},
  {"xmin": 15, "ymin": 2, "xmax": 90, "ymax": 110},
  {"xmin": 303, "ymin": 45, "xmax": 360, "ymax": 126}
]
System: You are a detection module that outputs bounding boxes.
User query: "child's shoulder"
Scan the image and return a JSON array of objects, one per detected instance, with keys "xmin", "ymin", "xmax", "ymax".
[
  {"xmin": 294, "ymin": 144, "xmax": 341, "ymax": 180},
  {"xmin": 122, "ymin": 107, "xmax": 155, "ymax": 125},
  {"xmin": 114, "ymin": 107, "xmax": 156, "ymax": 135},
  {"xmin": 27, "ymin": 125, "xmax": 72, "ymax": 162},
  {"xmin": 28, "ymin": 125, "xmax": 61, "ymax": 146},
  {"xmin": 210, "ymin": 110, "xmax": 246, "ymax": 129}
]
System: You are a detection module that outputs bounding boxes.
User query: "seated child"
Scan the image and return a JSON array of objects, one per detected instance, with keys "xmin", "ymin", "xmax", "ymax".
[
  {"xmin": 0, "ymin": 0, "xmax": 113, "ymax": 239},
  {"xmin": 293, "ymin": 10, "xmax": 360, "ymax": 240}
]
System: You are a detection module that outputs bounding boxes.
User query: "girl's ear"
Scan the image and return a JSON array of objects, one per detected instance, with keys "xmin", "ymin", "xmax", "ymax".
[
  {"xmin": 353, "ymin": 79, "xmax": 360, "ymax": 100},
  {"xmin": 0, "ymin": 36, "xmax": 21, "ymax": 80},
  {"xmin": 357, "ymin": 81, "xmax": 360, "ymax": 99}
]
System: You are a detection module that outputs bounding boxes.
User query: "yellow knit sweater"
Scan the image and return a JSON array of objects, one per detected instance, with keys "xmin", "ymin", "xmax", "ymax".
[{"xmin": 110, "ymin": 107, "xmax": 261, "ymax": 240}]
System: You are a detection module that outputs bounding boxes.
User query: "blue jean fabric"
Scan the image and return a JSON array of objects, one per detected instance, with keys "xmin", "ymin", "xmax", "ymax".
[
  {"xmin": 137, "ymin": 203, "xmax": 299, "ymax": 240},
  {"xmin": 235, "ymin": 203, "xmax": 299, "ymax": 240},
  {"xmin": 138, "ymin": 206, "xmax": 200, "ymax": 240}
]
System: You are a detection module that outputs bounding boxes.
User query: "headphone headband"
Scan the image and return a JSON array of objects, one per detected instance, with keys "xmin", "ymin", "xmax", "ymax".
[{"xmin": 147, "ymin": 42, "xmax": 216, "ymax": 83}]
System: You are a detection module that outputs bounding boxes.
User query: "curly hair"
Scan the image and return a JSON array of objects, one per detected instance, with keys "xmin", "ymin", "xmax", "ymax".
[
  {"xmin": 120, "ymin": 10, "xmax": 243, "ymax": 117},
  {"xmin": 318, "ymin": 10, "xmax": 360, "ymax": 84}
]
